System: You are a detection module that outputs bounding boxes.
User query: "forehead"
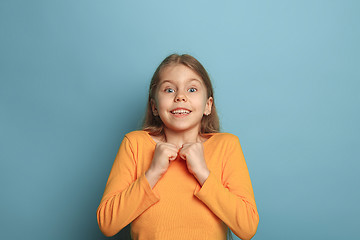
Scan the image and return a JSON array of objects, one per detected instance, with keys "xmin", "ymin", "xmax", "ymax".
[{"xmin": 159, "ymin": 64, "xmax": 204, "ymax": 85}]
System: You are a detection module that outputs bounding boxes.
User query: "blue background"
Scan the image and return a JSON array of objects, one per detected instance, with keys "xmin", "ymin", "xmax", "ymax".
[{"xmin": 1, "ymin": 0, "xmax": 359, "ymax": 239}]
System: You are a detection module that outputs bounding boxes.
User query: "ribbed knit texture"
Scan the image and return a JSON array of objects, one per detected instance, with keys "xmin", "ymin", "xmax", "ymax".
[{"xmin": 97, "ymin": 131, "xmax": 259, "ymax": 240}]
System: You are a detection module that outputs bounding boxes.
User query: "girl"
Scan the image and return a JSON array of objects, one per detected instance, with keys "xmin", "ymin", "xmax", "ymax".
[{"xmin": 97, "ymin": 54, "xmax": 259, "ymax": 240}]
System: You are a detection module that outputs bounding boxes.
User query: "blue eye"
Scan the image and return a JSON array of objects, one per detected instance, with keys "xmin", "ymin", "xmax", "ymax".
[
  {"xmin": 165, "ymin": 88, "xmax": 175, "ymax": 93},
  {"xmin": 188, "ymin": 88, "xmax": 197, "ymax": 92}
]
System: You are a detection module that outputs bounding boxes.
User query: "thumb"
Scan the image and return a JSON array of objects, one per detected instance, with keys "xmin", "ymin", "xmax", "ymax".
[
  {"xmin": 169, "ymin": 154, "xmax": 177, "ymax": 161},
  {"xmin": 178, "ymin": 149, "xmax": 186, "ymax": 160}
]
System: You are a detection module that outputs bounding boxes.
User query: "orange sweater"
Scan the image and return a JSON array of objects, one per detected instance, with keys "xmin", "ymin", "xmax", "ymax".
[{"xmin": 97, "ymin": 131, "xmax": 259, "ymax": 240}]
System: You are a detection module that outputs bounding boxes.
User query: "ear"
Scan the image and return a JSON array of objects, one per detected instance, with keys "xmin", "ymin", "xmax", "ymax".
[
  {"xmin": 204, "ymin": 97, "xmax": 213, "ymax": 116},
  {"xmin": 150, "ymin": 99, "xmax": 158, "ymax": 116}
]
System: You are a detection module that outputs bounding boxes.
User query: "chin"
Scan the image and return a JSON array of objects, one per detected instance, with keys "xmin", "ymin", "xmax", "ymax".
[{"xmin": 164, "ymin": 124, "xmax": 200, "ymax": 133}]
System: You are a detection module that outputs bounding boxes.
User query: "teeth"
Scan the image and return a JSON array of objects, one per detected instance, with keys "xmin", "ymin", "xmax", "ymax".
[{"xmin": 171, "ymin": 109, "xmax": 190, "ymax": 114}]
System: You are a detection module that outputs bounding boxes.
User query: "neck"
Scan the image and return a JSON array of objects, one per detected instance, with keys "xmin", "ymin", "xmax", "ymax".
[{"xmin": 163, "ymin": 128, "xmax": 202, "ymax": 148}]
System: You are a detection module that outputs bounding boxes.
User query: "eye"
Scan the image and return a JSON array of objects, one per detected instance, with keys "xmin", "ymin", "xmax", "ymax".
[
  {"xmin": 188, "ymin": 88, "xmax": 197, "ymax": 93},
  {"xmin": 165, "ymin": 88, "xmax": 175, "ymax": 93}
]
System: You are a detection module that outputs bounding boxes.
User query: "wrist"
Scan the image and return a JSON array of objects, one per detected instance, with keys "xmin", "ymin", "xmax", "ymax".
[
  {"xmin": 145, "ymin": 168, "xmax": 163, "ymax": 189},
  {"xmin": 195, "ymin": 168, "xmax": 210, "ymax": 186}
]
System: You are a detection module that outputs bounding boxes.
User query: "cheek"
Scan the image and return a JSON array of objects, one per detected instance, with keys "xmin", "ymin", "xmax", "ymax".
[
  {"xmin": 200, "ymin": 95, "xmax": 209, "ymax": 108},
  {"xmin": 191, "ymin": 97, "xmax": 207, "ymax": 112},
  {"xmin": 156, "ymin": 95, "xmax": 171, "ymax": 110}
]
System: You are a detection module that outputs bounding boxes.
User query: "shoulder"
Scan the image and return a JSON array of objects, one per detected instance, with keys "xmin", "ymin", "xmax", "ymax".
[
  {"xmin": 210, "ymin": 132, "xmax": 240, "ymax": 143},
  {"xmin": 124, "ymin": 130, "xmax": 148, "ymax": 139},
  {"xmin": 206, "ymin": 132, "xmax": 242, "ymax": 151},
  {"xmin": 123, "ymin": 130, "xmax": 154, "ymax": 146}
]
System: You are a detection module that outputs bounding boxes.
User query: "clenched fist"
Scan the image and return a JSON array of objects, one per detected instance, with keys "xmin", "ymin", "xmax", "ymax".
[
  {"xmin": 179, "ymin": 142, "xmax": 210, "ymax": 186},
  {"xmin": 145, "ymin": 142, "xmax": 179, "ymax": 188}
]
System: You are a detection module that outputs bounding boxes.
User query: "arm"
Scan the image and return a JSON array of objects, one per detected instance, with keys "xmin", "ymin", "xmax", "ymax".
[
  {"xmin": 96, "ymin": 136, "xmax": 160, "ymax": 237},
  {"xmin": 194, "ymin": 136, "xmax": 259, "ymax": 240}
]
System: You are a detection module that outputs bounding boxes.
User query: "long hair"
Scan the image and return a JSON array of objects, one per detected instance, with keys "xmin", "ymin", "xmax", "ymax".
[{"xmin": 142, "ymin": 54, "xmax": 220, "ymax": 135}]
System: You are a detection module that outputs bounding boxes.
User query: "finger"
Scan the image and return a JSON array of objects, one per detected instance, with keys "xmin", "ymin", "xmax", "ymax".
[
  {"xmin": 178, "ymin": 150, "xmax": 187, "ymax": 160},
  {"xmin": 181, "ymin": 143, "xmax": 192, "ymax": 149},
  {"xmin": 168, "ymin": 150, "xmax": 179, "ymax": 161},
  {"xmin": 164, "ymin": 143, "xmax": 181, "ymax": 152}
]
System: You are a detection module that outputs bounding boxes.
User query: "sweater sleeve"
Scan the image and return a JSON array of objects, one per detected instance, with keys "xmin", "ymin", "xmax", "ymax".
[
  {"xmin": 97, "ymin": 135, "xmax": 160, "ymax": 237},
  {"xmin": 194, "ymin": 135, "xmax": 259, "ymax": 240}
]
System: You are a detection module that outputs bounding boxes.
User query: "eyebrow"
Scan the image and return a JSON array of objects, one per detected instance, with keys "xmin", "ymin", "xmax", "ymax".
[{"xmin": 160, "ymin": 78, "xmax": 202, "ymax": 86}]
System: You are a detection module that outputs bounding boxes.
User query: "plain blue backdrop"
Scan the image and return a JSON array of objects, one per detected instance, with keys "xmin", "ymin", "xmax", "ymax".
[{"xmin": 1, "ymin": 0, "xmax": 359, "ymax": 239}]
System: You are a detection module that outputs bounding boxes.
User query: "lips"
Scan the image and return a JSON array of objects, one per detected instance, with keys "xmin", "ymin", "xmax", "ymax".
[{"xmin": 170, "ymin": 108, "xmax": 191, "ymax": 115}]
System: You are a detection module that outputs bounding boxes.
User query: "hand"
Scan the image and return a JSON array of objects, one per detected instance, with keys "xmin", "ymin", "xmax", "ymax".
[
  {"xmin": 179, "ymin": 142, "xmax": 210, "ymax": 185},
  {"xmin": 145, "ymin": 142, "xmax": 178, "ymax": 188}
]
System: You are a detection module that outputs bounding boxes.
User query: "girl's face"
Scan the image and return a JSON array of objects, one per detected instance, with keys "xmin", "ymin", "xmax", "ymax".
[{"xmin": 152, "ymin": 64, "xmax": 213, "ymax": 134}]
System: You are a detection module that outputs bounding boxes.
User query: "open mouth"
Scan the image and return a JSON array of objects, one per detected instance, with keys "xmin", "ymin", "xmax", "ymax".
[{"xmin": 170, "ymin": 109, "xmax": 191, "ymax": 115}]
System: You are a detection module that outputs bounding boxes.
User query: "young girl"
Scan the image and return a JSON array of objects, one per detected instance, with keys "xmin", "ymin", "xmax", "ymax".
[{"xmin": 97, "ymin": 54, "xmax": 259, "ymax": 240}]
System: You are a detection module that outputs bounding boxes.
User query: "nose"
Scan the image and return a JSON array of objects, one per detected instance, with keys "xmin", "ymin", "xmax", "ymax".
[{"xmin": 175, "ymin": 91, "xmax": 187, "ymax": 102}]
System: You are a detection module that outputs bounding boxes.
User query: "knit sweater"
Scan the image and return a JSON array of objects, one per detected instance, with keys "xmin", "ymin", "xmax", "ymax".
[{"xmin": 97, "ymin": 131, "xmax": 259, "ymax": 240}]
